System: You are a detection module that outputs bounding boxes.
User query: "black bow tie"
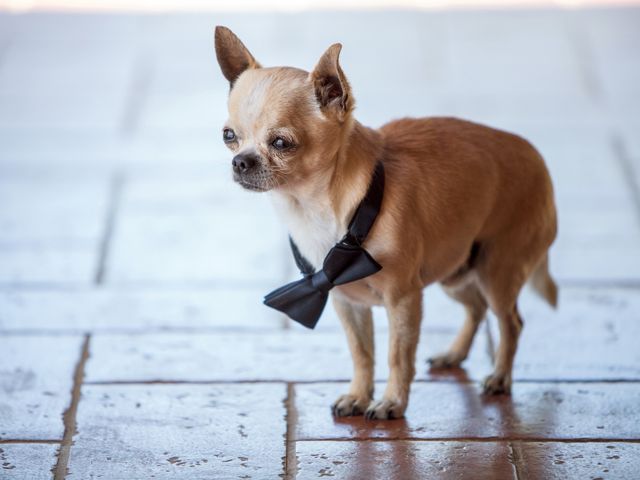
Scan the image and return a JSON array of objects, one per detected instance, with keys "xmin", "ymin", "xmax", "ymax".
[{"xmin": 264, "ymin": 162, "xmax": 385, "ymax": 329}]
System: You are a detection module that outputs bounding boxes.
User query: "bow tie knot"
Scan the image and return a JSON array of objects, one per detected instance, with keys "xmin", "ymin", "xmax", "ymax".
[
  {"xmin": 263, "ymin": 242, "xmax": 382, "ymax": 329},
  {"xmin": 263, "ymin": 162, "xmax": 385, "ymax": 329},
  {"xmin": 310, "ymin": 270, "xmax": 333, "ymax": 293}
]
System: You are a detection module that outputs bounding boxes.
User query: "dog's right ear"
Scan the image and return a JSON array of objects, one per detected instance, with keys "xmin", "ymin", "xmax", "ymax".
[{"xmin": 214, "ymin": 26, "xmax": 261, "ymax": 87}]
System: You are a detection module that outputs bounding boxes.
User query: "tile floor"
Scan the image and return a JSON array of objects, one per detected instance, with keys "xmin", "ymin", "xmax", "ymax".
[{"xmin": 1, "ymin": 6, "xmax": 639, "ymax": 480}]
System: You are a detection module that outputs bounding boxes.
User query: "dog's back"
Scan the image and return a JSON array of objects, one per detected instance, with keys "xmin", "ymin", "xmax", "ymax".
[{"xmin": 377, "ymin": 116, "xmax": 557, "ymax": 287}]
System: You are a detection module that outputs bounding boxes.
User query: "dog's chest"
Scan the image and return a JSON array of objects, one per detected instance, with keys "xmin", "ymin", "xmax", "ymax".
[{"xmin": 271, "ymin": 195, "xmax": 343, "ymax": 270}]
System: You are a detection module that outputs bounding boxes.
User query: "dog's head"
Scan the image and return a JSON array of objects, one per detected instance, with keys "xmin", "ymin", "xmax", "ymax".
[{"xmin": 214, "ymin": 26, "xmax": 354, "ymax": 193}]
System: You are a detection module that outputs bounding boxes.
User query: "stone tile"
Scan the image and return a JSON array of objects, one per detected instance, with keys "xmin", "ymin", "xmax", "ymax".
[
  {"xmin": 1, "ymin": 13, "xmax": 137, "ymax": 68},
  {"xmin": 517, "ymin": 441, "xmax": 640, "ymax": 480},
  {"xmin": 0, "ymin": 282, "xmax": 473, "ymax": 334},
  {"xmin": 0, "ymin": 128, "xmax": 218, "ymax": 171},
  {"xmin": 537, "ymin": 129, "xmax": 630, "ymax": 204},
  {"xmin": 138, "ymin": 87, "xmax": 227, "ymax": 131},
  {"xmin": 295, "ymin": 440, "xmax": 516, "ymax": 480},
  {"xmin": 315, "ymin": 284, "xmax": 470, "ymax": 334},
  {"xmin": 68, "ymin": 384, "xmax": 286, "ymax": 479},
  {"xmin": 0, "ymin": 443, "xmax": 60, "ymax": 480},
  {"xmin": 84, "ymin": 327, "xmax": 492, "ymax": 383},
  {"xmin": 446, "ymin": 10, "xmax": 581, "ymax": 96},
  {"xmin": 0, "ymin": 128, "xmax": 128, "ymax": 169},
  {"xmin": 529, "ymin": 128, "xmax": 640, "ymax": 282},
  {"xmin": 618, "ymin": 122, "xmax": 640, "ymax": 164},
  {"xmin": 125, "ymin": 130, "xmax": 225, "ymax": 165},
  {"xmin": 107, "ymin": 183, "xmax": 289, "ymax": 283},
  {"xmin": 136, "ymin": 13, "xmax": 222, "ymax": 66},
  {"xmin": 0, "ymin": 335, "xmax": 83, "ymax": 440},
  {"xmin": 294, "ymin": 382, "xmax": 640, "ymax": 440},
  {"xmin": 578, "ymin": 8, "xmax": 640, "ymax": 119},
  {"xmin": 0, "ymin": 50, "xmax": 132, "ymax": 98},
  {"xmin": 0, "ymin": 288, "xmax": 282, "ymax": 333},
  {"xmin": 0, "ymin": 246, "xmax": 97, "ymax": 285},
  {"xmin": 0, "ymin": 177, "xmax": 109, "ymax": 246},
  {"xmin": 120, "ymin": 166, "xmax": 238, "ymax": 212},
  {"xmin": 549, "ymin": 232, "xmax": 640, "ymax": 284},
  {"xmin": 441, "ymin": 11, "xmax": 599, "ymax": 127},
  {"xmin": 514, "ymin": 288, "xmax": 640, "ymax": 381},
  {"xmin": 0, "ymin": 92, "xmax": 125, "ymax": 131},
  {"xmin": 448, "ymin": 92, "xmax": 605, "ymax": 130}
]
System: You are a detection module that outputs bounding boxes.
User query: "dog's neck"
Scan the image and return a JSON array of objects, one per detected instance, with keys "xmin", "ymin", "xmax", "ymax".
[{"xmin": 271, "ymin": 120, "xmax": 383, "ymax": 268}]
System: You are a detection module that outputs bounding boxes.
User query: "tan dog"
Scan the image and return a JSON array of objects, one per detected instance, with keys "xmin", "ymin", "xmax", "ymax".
[{"xmin": 214, "ymin": 26, "xmax": 557, "ymax": 420}]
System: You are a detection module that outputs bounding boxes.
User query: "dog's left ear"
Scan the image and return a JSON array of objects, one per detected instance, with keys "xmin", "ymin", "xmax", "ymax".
[
  {"xmin": 310, "ymin": 43, "xmax": 353, "ymax": 121},
  {"xmin": 215, "ymin": 26, "xmax": 261, "ymax": 87}
]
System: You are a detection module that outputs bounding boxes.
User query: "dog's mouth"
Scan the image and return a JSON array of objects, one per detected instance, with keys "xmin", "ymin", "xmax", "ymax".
[{"xmin": 234, "ymin": 174, "xmax": 272, "ymax": 192}]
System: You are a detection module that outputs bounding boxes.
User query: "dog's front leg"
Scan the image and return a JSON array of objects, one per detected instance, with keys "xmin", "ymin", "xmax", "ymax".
[
  {"xmin": 365, "ymin": 289, "xmax": 422, "ymax": 420},
  {"xmin": 331, "ymin": 295, "xmax": 375, "ymax": 417}
]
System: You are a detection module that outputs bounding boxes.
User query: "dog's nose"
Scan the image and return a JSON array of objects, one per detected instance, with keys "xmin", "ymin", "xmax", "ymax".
[{"xmin": 232, "ymin": 153, "xmax": 257, "ymax": 174}]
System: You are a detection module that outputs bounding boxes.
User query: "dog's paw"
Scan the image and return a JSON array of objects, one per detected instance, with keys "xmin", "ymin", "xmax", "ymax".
[
  {"xmin": 364, "ymin": 398, "xmax": 406, "ymax": 420},
  {"xmin": 331, "ymin": 394, "xmax": 369, "ymax": 417},
  {"xmin": 427, "ymin": 351, "xmax": 465, "ymax": 369},
  {"xmin": 482, "ymin": 373, "xmax": 512, "ymax": 395}
]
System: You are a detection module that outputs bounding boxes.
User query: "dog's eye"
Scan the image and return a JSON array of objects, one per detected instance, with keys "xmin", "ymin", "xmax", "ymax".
[
  {"xmin": 223, "ymin": 128, "xmax": 236, "ymax": 142},
  {"xmin": 271, "ymin": 137, "xmax": 290, "ymax": 150}
]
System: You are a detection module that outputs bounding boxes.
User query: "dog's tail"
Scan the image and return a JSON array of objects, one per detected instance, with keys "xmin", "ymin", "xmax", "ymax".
[{"xmin": 529, "ymin": 254, "xmax": 558, "ymax": 308}]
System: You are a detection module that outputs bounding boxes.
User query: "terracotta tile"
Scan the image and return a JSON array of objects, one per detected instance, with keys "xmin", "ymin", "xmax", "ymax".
[
  {"xmin": 85, "ymin": 329, "xmax": 492, "ymax": 383},
  {"xmin": 0, "ymin": 444, "xmax": 60, "ymax": 479},
  {"xmin": 295, "ymin": 440, "xmax": 516, "ymax": 480},
  {"xmin": 514, "ymin": 288, "xmax": 640, "ymax": 381},
  {"xmin": 0, "ymin": 335, "xmax": 83, "ymax": 440},
  {"xmin": 68, "ymin": 384, "xmax": 286, "ymax": 479},
  {"xmin": 516, "ymin": 442, "xmax": 640, "ymax": 480},
  {"xmin": 294, "ymin": 382, "xmax": 640, "ymax": 440}
]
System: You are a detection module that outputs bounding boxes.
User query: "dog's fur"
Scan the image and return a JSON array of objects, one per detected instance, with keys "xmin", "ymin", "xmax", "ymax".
[{"xmin": 214, "ymin": 26, "xmax": 558, "ymax": 420}]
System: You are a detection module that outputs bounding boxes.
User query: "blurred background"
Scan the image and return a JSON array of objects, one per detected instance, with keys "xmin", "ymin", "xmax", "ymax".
[{"xmin": 1, "ymin": 1, "xmax": 639, "ymax": 479}]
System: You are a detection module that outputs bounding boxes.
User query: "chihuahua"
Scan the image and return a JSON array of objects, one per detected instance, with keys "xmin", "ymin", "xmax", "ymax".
[{"xmin": 214, "ymin": 26, "xmax": 557, "ymax": 420}]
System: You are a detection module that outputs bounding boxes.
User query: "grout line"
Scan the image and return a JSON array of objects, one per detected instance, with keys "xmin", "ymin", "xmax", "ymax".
[
  {"xmin": 0, "ymin": 278, "xmax": 280, "ymax": 291},
  {"xmin": 0, "ymin": 439, "xmax": 61, "ymax": 445},
  {"xmin": 94, "ymin": 172, "xmax": 124, "ymax": 285},
  {"xmin": 119, "ymin": 53, "xmax": 153, "ymax": 138},
  {"xmin": 82, "ymin": 378, "xmax": 640, "ymax": 386},
  {"xmin": 553, "ymin": 278, "xmax": 640, "ymax": 289},
  {"xmin": 612, "ymin": 134, "xmax": 640, "ymax": 225},
  {"xmin": 0, "ymin": 326, "xmax": 302, "ymax": 336},
  {"xmin": 294, "ymin": 437, "xmax": 640, "ymax": 444},
  {"xmin": 2, "ymin": 277, "xmax": 640, "ymax": 292},
  {"xmin": 509, "ymin": 440, "xmax": 527, "ymax": 480},
  {"xmin": 283, "ymin": 383, "xmax": 298, "ymax": 480},
  {"xmin": 53, "ymin": 335, "xmax": 91, "ymax": 480}
]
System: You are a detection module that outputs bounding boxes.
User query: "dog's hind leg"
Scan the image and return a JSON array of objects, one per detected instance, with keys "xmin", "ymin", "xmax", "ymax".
[
  {"xmin": 482, "ymin": 304, "xmax": 523, "ymax": 395},
  {"xmin": 331, "ymin": 295, "xmax": 375, "ymax": 417},
  {"xmin": 475, "ymin": 241, "xmax": 531, "ymax": 395},
  {"xmin": 429, "ymin": 279, "xmax": 487, "ymax": 368}
]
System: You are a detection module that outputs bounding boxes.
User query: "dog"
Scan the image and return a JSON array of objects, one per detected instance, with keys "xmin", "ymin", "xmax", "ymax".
[{"xmin": 214, "ymin": 26, "xmax": 558, "ymax": 420}]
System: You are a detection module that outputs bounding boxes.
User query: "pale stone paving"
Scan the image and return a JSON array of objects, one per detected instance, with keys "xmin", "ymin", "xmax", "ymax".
[{"xmin": 0, "ymin": 7, "xmax": 639, "ymax": 479}]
